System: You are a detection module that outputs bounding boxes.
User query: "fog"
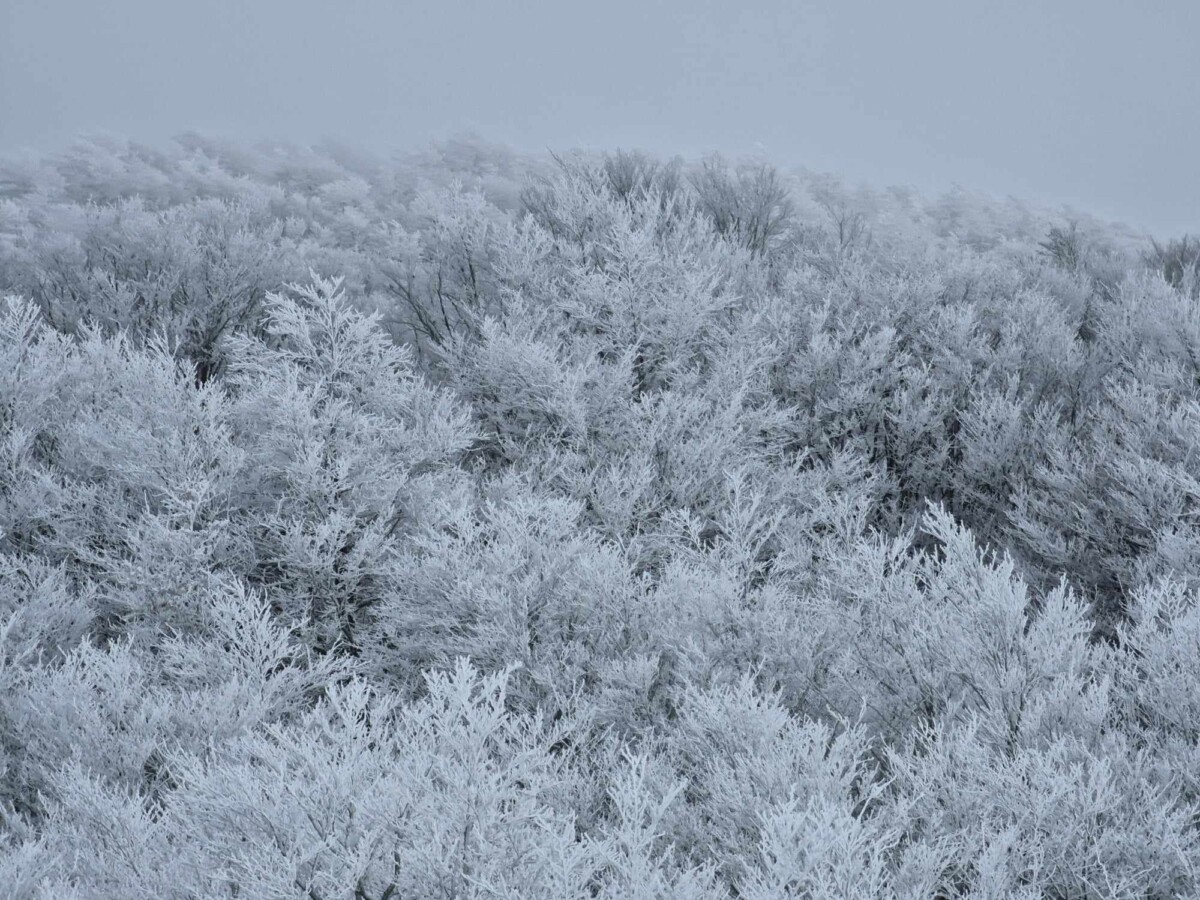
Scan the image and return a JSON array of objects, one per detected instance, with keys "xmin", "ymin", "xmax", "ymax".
[{"xmin": 2, "ymin": 0, "xmax": 1197, "ymax": 235}]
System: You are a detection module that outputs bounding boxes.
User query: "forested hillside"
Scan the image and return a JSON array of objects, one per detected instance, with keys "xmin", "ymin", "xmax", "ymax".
[{"xmin": 1, "ymin": 135, "xmax": 1200, "ymax": 898}]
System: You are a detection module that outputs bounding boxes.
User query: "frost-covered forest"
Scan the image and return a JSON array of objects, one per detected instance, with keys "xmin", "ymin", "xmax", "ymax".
[{"xmin": 2, "ymin": 134, "xmax": 1200, "ymax": 898}]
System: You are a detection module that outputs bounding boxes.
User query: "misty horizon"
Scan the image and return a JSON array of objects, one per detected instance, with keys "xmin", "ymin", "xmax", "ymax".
[{"xmin": 3, "ymin": 0, "xmax": 1197, "ymax": 237}]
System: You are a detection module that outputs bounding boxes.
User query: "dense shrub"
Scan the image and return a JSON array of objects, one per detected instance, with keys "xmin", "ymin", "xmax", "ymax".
[{"xmin": 1, "ymin": 136, "xmax": 1198, "ymax": 897}]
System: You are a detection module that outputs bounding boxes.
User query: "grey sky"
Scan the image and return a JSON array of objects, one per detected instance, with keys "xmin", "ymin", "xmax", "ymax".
[{"xmin": 2, "ymin": 0, "xmax": 1197, "ymax": 236}]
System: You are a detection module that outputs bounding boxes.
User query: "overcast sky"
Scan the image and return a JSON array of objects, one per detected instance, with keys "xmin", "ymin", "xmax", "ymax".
[{"xmin": 2, "ymin": 0, "xmax": 1196, "ymax": 236}]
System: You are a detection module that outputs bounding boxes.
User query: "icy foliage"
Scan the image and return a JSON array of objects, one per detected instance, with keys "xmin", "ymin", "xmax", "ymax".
[{"xmin": 0, "ymin": 136, "xmax": 1197, "ymax": 897}]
